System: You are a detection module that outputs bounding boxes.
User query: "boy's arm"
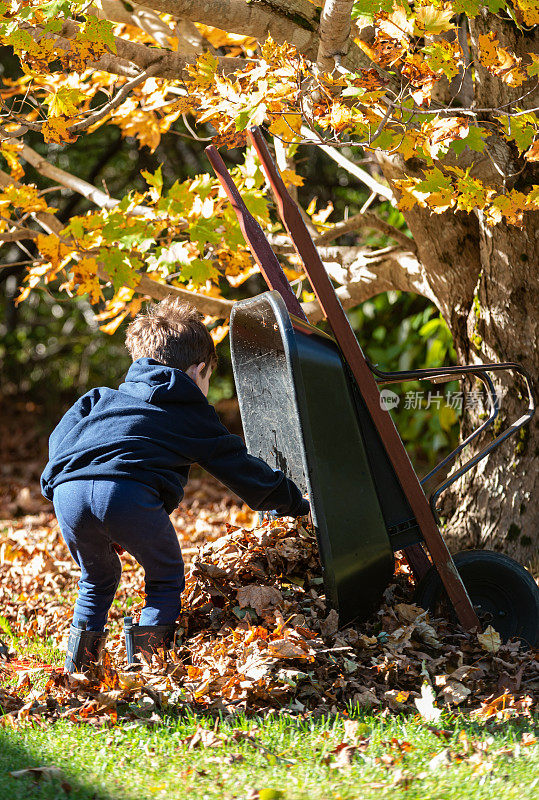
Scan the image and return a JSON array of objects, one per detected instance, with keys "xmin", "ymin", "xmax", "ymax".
[{"xmin": 197, "ymin": 411, "xmax": 309, "ymax": 517}]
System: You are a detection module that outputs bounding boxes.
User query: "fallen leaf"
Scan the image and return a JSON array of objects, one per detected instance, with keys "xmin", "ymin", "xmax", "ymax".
[
  {"xmin": 478, "ymin": 626, "xmax": 501, "ymax": 653},
  {"xmin": 10, "ymin": 766, "xmax": 64, "ymax": 782},
  {"xmin": 415, "ymin": 684, "xmax": 442, "ymax": 722},
  {"xmin": 237, "ymin": 584, "xmax": 283, "ymax": 616}
]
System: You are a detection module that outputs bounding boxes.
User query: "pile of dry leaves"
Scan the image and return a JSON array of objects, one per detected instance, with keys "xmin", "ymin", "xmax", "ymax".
[{"xmin": 1, "ymin": 484, "xmax": 537, "ymax": 728}]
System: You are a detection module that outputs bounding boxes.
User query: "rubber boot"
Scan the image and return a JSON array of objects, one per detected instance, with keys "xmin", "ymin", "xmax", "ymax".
[
  {"xmin": 124, "ymin": 617, "xmax": 176, "ymax": 666},
  {"xmin": 64, "ymin": 620, "xmax": 108, "ymax": 674}
]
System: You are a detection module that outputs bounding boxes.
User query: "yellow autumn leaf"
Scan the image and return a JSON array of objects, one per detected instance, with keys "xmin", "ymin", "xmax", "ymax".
[
  {"xmin": 514, "ymin": 0, "xmax": 539, "ymax": 25},
  {"xmin": 45, "ymin": 87, "xmax": 86, "ymax": 118},
  {"xmin": 379, "ymin": 6, "xmax": 415, "ymax": 42},
  {"xmin": 71, "ymin": 257, "xmax": 103, "ymax": 304},
  {"xmin": 478, "ymin": 33, "xmax": 527, "ymax": 87},
  {"xmin": 280, "ymin": 169, "xmax": 304, "ymax": 188},
  {"xmin": 0, "ymin": 138, "xmax": 24, "ymax": 180},
  {"xmin": 0, "ymin": 183, "xmax": 56, "ymax": 215},
  {"xmin": 36, "ymin": 233, "xmax": 71, "ymax": 271},
  {"xmin": 414, "ymin": 6, "xmax": 455, "ymax": 35},
  {"xmin": 268, "ymin": 114, "xmax": 302, "ymax": 142}
]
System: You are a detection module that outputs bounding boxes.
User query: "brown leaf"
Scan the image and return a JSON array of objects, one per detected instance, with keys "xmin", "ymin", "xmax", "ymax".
[
  {"xmin": 237, "ymin": 584, "xmax": 283, "ymax": 616},
  {"xmin": 320, "ymin": 608, "xmax": 339, "ymax": 638},
  {"xmin": 10, "ymin": 766, "xmax": 64, "ymax": 782}
]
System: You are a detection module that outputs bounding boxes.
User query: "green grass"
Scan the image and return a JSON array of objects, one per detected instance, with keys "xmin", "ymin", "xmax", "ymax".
[
  {"xmin": 1, "ymin": 710, "xmax": 537, "ymax": 800},
  {"xmin": 0, "ymin": 617, "xmax": 63, "ymax": 669}
]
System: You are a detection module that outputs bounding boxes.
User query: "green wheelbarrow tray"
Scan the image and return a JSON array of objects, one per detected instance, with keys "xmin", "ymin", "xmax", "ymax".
[{"xmin": 231, "ymin": 290, "xmax": 396, "ymax": 625}]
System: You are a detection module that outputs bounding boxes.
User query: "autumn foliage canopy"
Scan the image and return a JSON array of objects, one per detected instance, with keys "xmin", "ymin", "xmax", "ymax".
[{"xmin": 0, "ymin": 0, "xmax": 537, "ymax": 331}]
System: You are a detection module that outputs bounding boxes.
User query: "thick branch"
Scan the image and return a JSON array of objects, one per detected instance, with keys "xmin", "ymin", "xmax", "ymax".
[
  {"xmin": 18, "ymin": 143, "xmax": 156, "ymax": 217},
  {"xmin": 0, "ymin": 227, "xmax": 39, "ymax": 243},
  {"xmin": 137, "ymin": 0, "xmax": 378, "ymax": 74},
  {"xmin": 23, "ymin": 21, "xmax": 245, "ymax": 82},
  {"xmin": 317, "ymin": 0, "xmax": 355, "ymax": 73},
  {"xmin": 315, "ymin": 211, "xmax": 416, "ymax": 253},
  {"xmin": 302, "ymin": 249, "xmax": 432, "ymax": 322},
  {"xmin": 133, "ymin": 273, "xmax": 234, "ymax": 317}
]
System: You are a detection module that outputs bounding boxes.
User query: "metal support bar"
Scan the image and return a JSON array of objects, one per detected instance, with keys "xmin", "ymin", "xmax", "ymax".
[
  {"xmin": 245, "ymin": 126, "xmax": 479, "ymax": 631},
  {"xmin": 372, "ymin": 364, "xmax": 499, "ymax": 490},
  {"xmin": 369, "ymin": 360, "xmax": 536, "ymax": 511}
]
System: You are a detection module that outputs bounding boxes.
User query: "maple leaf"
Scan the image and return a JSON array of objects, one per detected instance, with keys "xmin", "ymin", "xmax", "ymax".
[
  {"xmin": 179, "ymin": 257, "xmax": 219, "ymax": 286},
  {"xmin": 36, "ymin": 233, "xmax": 71, "ymax": 273},
  {"xmin": 525, "ymin": 139, "xmax": 539, "ymax": 161},
  {"xmin": 513, "ymin": 0, "xmax": 539, "ymax": 24},
  {"xmin": 268, "ymin": 114, "xmax": 302, "ymax": 141},
  {"xmin": 280, "ymin": 169, "xmax": 304, "ymax": 188},
  {"xmin": 41, "ymin": 115, "xmax": 77, "ymax": 144},
  {"xmin": 423, "ymin": 40, "xmax": 461, "ymax": 80},
  {"xmin": 401, "ymin": 54, "xmax": 437, "ymax": 106},
  {"xmin": 70, "ymin": 257, "xmax": 103, "ymax": 304},
  {"xmin": 478, "ymin": 33, "xmax": 527, "ymax": 86},
  {"xmin": 0, "ymin": 138, "xmax": 24, "ymax": 179},
  {"xmin": 45, "ymin": 87, "xmax": 86, "ymax": 118},
  {"xmin": 450, "ymin": 124, "xmax": 488, "ymax": 156},
  {"xmin": 378, "ymin": 5, "xmax": 415, "ymax": 43},
  {"xmin": 414, "ymin": 6, "xmax": 455, "ymax": 35},
  {"xmin": 98, "ymin": 248, "xmax": 140, "ymax": 290},
  {"xmin": 498, "ymin": 112, "xmax": 537, "ymax": 153},
  {"xmin": 188, "ymin": 51, "xmax": 219, "ymax": 88}
]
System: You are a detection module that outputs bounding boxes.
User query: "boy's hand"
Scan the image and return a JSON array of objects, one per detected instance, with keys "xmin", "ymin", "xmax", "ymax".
[{"xmin": 258, "ymin": 510, "xmax": 280, "ymax": 525}]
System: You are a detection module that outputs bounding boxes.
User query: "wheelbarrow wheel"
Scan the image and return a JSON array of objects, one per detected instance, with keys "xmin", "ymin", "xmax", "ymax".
[{"xmin": 414, "ymin": 550, "xmax": 539, "ymax": 646}]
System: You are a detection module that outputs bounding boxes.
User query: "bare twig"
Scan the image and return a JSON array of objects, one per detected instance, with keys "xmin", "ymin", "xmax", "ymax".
[{"xmin": 300, "ymin": 127, "xmax": 394, "ymax": 201}]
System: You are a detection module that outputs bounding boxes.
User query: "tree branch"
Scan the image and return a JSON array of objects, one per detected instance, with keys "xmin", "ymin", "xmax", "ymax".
[
  {"xmin": 135, "ymin": 0, "xmax": 379, "ymax": 75},
  {"xmin": 317, "ymin": 0, "xmax": 355, "ymax": 73},
  {"xmin": 314, "ymin": 210, "xmax": 417, "ymax": 253},
  {"xmin": 300, "ymin": 127, "xmax": 394, "ymax": 201},
  {"xmin": 69, "ymin": 63, "xmax": 162, "ymax": 133},
  {"xmin": 301, "ymin": 249, "xmax": 433, "ymax": 322},
  {"xmin": 18, "ymin": 143, "xmax": 163, "ymax": 219},
  {"xmin": 0, "ymin": 227, "xmax": 39, "ymax": 243}
]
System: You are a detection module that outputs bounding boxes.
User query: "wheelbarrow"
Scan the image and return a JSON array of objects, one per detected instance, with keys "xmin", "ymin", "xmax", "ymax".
[{"xmin": 205, "ymin": 128, "xmax": 539, "ymax": 646}]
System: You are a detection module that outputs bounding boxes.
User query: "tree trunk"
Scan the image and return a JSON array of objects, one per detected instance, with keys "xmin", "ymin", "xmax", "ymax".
[
  {"xmin": 445, "ymin": 209, "xmax": 539, "ymax": 567},
  {"xmin": 376, "ymin": 12, "xmax": 539, "ymax": 567}
]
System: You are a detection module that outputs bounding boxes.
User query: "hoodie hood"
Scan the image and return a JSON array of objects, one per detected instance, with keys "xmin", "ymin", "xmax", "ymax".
[{"xmin": 119, "ymin": 358, "xmax": 206, "ymax": 404}]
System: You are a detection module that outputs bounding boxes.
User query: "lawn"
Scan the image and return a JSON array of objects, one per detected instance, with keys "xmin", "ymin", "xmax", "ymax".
[{"xmin": 1, "ymin": 707, "xmax": 538, "ymax": 800}]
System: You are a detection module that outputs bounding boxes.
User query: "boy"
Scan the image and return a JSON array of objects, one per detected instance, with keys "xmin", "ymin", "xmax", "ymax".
[{"xmin": 41, "ymin": 297, "xmax": 309, "ymax": 672}]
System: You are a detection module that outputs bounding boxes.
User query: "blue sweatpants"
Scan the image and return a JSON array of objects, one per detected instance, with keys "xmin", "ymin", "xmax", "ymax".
[{"xmin": 53, "ymin": 479, "xmax": 185, "ymax": 631}]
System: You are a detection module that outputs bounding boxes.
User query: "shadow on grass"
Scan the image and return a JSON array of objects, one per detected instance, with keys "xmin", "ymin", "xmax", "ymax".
[{"xmin": 0, "ymin": 727, "xmax": 119, "ymax": 800}]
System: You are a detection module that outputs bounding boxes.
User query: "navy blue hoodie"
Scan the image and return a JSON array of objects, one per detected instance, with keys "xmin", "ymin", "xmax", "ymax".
[{"xmin": 41, "ymin": 358, "xmax": 308, "ymax": 517}]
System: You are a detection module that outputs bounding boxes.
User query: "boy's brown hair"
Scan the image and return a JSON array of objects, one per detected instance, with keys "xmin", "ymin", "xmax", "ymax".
[{"xmin": 125, "ymin": 296, "xmax": 217, "ymax": 375}]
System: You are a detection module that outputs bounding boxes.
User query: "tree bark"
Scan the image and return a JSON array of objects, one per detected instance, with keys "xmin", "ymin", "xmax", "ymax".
[{"xmin": 374, "ymin": 12, "xmax": 539, "ymax": 566}]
